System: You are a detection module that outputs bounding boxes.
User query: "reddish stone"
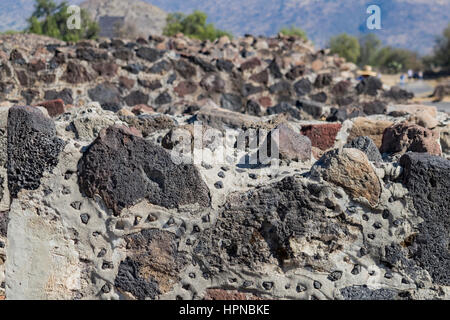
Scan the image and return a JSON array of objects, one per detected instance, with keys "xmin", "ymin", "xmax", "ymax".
[
  {"xmin": 204, "ymin": 289, "xmax": 264, "ymax": 300},
  {"xmin": 34, "ymin": 99, "xmax": 65, "ymax": 117},
  {"xmin": 93, "ymin": 62, "xmax": 119, "ymax": 77},
  {"xmin": 258, "ymin": 96, "xmax": 272, "ymax": 108},
  {"xmin": 240, "ymin": 57, "xmax": 261, "ymax": 71},
  {"xmin": 28, "ymin": 59, "xmax": 46, "ymax": 73},
  {"xmin": 174, "ymin": 81, "xmax": 197, "ymax": 97},
  {"xmin": 250, "ymin": 69, "xmax": 269, "ymax": 84},
  {"xmin": 380, "ymin": 122, "xmax": 441, "ymax": 156},
  {"xmin": 119, "ymin": 76, "xmax": 135, "ymax": 90},
  {"xmin": 131, "ymin": 104, "xmax": 154, "ymax": 115},
  {"xmin": 300, "ymin": 123, "xmax": 342, "ymax": 151}
]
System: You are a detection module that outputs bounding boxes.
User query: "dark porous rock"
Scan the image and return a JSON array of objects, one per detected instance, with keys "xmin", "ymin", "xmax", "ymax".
[
  {"xmin": 155, "ymin": 92, "xmax": 172, "ymax": 105},
  {"xmin": 148, "ymin": 60, "xmax": 172, "ymax": 74},
  {"xmin": 220, "ymin": 93, "xmax": 243, "ymax": 112},
  {"xmin": 194, "ymin": 175, "xmax": 352, "ymax": 274},
  {"xmin": 0, "ymin": 211, "xmax": 8, "ymax": 238},
  {"xmin": 200, "ymin": 74, "xmax": 225, "ymax": 93},
  {"xmin": 245, "ymin": 100, "xmax": 262, "ymax": 116},
  {"xmin": 269, "ymin": 81, "xmax": 291, "ymax": 95},
  {"xmin": 44, "ymin": 88, "xmax": 73, "ymax": 105},
  {"xmin": 399, "ymin": 153, "xmax": 450, "ymax": 286},
  {"xmin": 216, "ymin": 59, "xmax": 234, "ymax": 73},
  {"xmin": 356, "ymin": 76, "xmax": 382, "ymax": 96},
  {"xmin": 380, "ymin": 122, "xmax": 441, "ymax": 156},
  {"xmin": 239, "ymin": 57, "xmax": 261, "ymax": 72},
  {"xmin": 123, "ymin": 63, "xmax": 144, "ymax": 75},
  {"xmin": 120, "ymin": 114, "xmax": 176, "ymax": 137},
  {"xmin": 187, "ymin": 56, "xmax": 216, "ymax": 73},
  {"xmin": 340, "ymin": 285, "xmax": 397, "ymax": 300},
  {"xmin": 241, "ymin": 83, "xmax": 263, "ymax": 97},
  {"xmin": 174, "ymin": 59, "xmax": 197, "ymax": 79},
  {"xmin": 384, "ymin": 86, "xmax": 414, "ymax": 101},
  {"xmin": 250, "ymin": 69, "xmax": 269, "ymax": 84},
  {"xmin": 296, "ymin": 99, "xmax": 325, "ymax": 118},
  {"xmin": 115, "ymin": 257, "xmax": 160, "ymax": 300},
  {"xmin": 285, "ymin": 65, "xmax": 305, "ymax": 80},
  {"xmin": 138, "ymin": 79, "xmax": 162, "ymax": 90},
  {"xmin": 268, "ymin": 58, "xmax": 282, "ymax": 79},
  {"xmin": 124, "ymin": 90, "xmax": 149, "ymax": 106},
  {"xmin": 92, "ymin": 61, "xmax": 119, "ymax": 77},
  {"xmin": 331, "ymin": 80, "xmax": 351, "ymax": 96},
  {"xmin": 88, "ymin": 83, "xmax": 122, "ymax": 112},
  {"xmin": 362, "ymin": 100, "xmax": 387, "ymax": 115},
  {"xmin": 293, "ymin": 78, "xmax": 312, "ymax": 96},
  {"xmin": 113, "ymin": 48, "xmax": 134, "ymax": 61},
  {"xmin": 76, "ymin": 47, "xmax": 108, "ymax": 61},
  {"xmin": 62, "ymin": 61, "xmax": 94, "ymax": 84},
  {"xmin": 7, "ymin": 106, "xmax": 65, "ymax": 198},
  {"xmin": 310, "ymin": 92, "xmax": 327, "ymax": 103},
  {"xmin": 63, "ymin": 61, "xmax": 93, "ymax": 84},
  {"xmin": 267, "ymin": 102, "xmax": 301, "ymax": 120},
  {"xmin": 20, "ymin": 89, "xmax": 39, "ymax": 105},
  {"xmin": 344, "ymin": 136, "xmax": 382, "ymax": 163},
  {"xmin": 136, "ymin": 47, "xmax": 163, "ymax": 63},
  {"xmin": 78, "ymin": 125, "xmax": 210, "ymax": 214},
  {"xmin": 115, "ymin": 229, "xmax": 188, "ymax": 299},
  {"xmin": 314, "ymin": 73, "xmax": 333, "ymax": 88}
]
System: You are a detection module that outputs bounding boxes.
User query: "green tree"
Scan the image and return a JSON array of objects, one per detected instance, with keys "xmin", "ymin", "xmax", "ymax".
[
  {"xmin": 279, "ymin": 25, "xmax": 308, "ymax": 40},
  {"xmin": 372, "ymin": 46, "xmax": 423, "ymax": 73},
  {"xmin": 163, "ymin": 11, "xmax": 232, "ymax": 41},
  {"xmin": 357, "ymin": 33, "xmax": 382, "ymax": 67},
  {"xmin": 427, "ymin": 23, "xmax": 450, "ymax": 69},
  {"xmin": 27, "ymin": 0, "xmax": 99, "ymax": 42},
  {"xmin": 329, "ymin": 33, "xmax": 360, "ymax": 63}
]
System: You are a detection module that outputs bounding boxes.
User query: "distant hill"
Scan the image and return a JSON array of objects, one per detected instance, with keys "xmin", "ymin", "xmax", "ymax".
[{"xmin": 0, "ymin": 0, "xmax": 449, "ymax": 54}]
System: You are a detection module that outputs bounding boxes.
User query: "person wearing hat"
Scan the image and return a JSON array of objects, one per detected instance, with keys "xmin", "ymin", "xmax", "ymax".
[{"xmin": 357, "ymin": 65, "xmax": 377, "ymax": 79}]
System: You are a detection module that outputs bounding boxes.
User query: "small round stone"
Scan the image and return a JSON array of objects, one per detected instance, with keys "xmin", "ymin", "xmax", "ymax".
[
  {"xmin": 373, "ymin": 222, "xmax": 382, "ymax": 229},
  {"xmin": 262, "ymin": 282, "xmax": 273, "ymax": 290},
  {"xmin": 313, "ymin": 280, "xmax": 322, "ymax": 289},
  {"xmin": 296, "ymin": 284, "xmax": 307, "ymax": 292},
  {"xmin": 217, "ymin": 171, "xmax": 225, "ymax": 178},
  {"xmin": 214, "ymin": 181, "xmax": 224, "ymax": 189},
  {"xmin": 80, "ymin": 213, "xmax": 90, "ymax": 224},
  {"xmin": 327, "ymin": 271, "xmax": 343, "ymax": 282},
  {"xmin": 351, "ymin": 264, "xmax": 361, "ymax": 275}
]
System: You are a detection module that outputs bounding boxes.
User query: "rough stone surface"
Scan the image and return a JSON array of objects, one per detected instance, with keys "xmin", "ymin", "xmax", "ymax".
[
  {"xmin": 348, "ymin": 118, "xmax": 393, "ymax": 149},
  {"xmin": 380, "ymin": 122, "xmax": 441, "ymax": 156},
  {"xmin": 300, "ymin": 123, "xmax": 342, "ymax": 151},
  {"xmin": 7, "ymin": 106, "xmax": 65, "ymax": 198},
  {"xmin": 400, "ymin": 153, "xmax": 450, "ymax": 286},
  {"xmin": 78, "ymin": 125, "xmax": 210, "ymax": 214},
  {"xmin": 312, "ymin": 148, "xmax": 381, "ymax": 206},
  {"xmin": 344, "ymin": 136, "xmax": 382, "ymax": 163}
]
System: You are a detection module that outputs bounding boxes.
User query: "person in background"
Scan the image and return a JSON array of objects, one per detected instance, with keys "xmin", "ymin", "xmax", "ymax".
[
  {"xmin": 408, "ymin": 69, "xmax": 413, "ymax": 79},
  {"xmin": 400, "ymin": 74, "xmax": 406, "ymax": 85},
  {"xmin": 357, "ymin": 65, "xmax": 377, "ymax": 80}
]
